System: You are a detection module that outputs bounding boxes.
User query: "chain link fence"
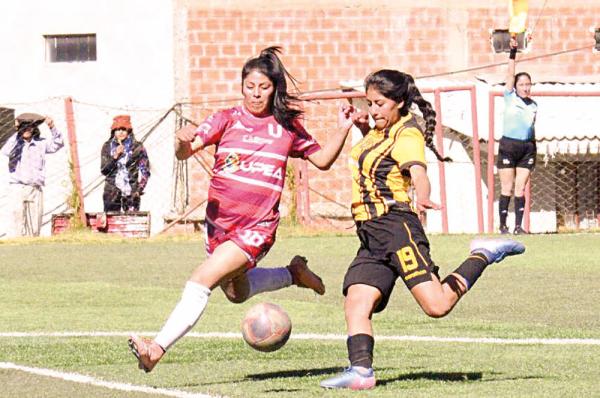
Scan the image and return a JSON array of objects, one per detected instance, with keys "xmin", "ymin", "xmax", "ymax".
[
  {"xmin": 2, "ymin": 90, "xmax": 598, "ymax": 237},
  {"xmin": 0, "ymin": 98, "xmax": 177, "ymax": 237}
]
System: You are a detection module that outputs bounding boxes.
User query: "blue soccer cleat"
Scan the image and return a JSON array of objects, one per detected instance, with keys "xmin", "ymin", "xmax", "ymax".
[
  {"xmin": 470, "ymin": 238, "xmax": 525, "ymax": 263},
  {"xmin": 320, "ymin": 366, "xmax": 376, "ymax": 390}
]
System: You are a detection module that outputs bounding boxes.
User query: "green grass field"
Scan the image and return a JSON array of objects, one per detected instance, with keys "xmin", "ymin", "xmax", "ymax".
[{"xmin": 1, "ymin": 231, "xmax": 599, "ymax": 397}]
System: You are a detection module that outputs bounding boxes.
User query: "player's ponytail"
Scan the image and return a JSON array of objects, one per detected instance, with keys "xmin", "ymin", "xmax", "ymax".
[
  {"xmin": 242, "ymin": 46, "xmax": 303, "ymax": 132},
  {"xmin": 406, "ymin": 76, "xmax": 451, "ymax": 162},
  {"xmin": 365, "ymin": 70, "xmax": 451, "ymax": 162}
]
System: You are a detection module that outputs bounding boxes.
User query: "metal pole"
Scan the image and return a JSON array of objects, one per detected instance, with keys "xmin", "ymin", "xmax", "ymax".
[
  {"xmin": 469, "ymin": 86, "xmax": 484, "ymax": 233},
  {"xmin": 524, "ymin": 179, "xmax": 531, "ymax": 231},
  {"xmin": 433, "ymin": 89, "xmax": 449, "ymax": 233},
  {"xmin": 487, "ymin": 92, "xmax": 496, "ymax": 233}
]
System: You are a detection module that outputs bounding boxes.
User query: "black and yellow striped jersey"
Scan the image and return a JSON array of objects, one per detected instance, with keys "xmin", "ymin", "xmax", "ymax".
[{"xmin": 350, "ymin": 113, "xmax": 426, "ymax": 221}]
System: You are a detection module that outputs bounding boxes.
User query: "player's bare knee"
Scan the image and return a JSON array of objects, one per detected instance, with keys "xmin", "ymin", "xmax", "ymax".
[
  {"xmin": 345, "ymin": 295, "xmax": 375, "ymax": 319},
  {"xmin": 420, "ymin": 300, "xmax": 451, "ymax": 318}
]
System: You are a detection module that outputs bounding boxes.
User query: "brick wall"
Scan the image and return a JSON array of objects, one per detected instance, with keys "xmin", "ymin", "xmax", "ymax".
[{"xmin": 179, "ymin": 1, "xmax": 600, "ymax": 223}]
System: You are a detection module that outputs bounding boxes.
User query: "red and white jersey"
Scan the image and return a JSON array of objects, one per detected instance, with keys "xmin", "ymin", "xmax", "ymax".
[{"xmin": 195, "ymin": 106, "xmax": 320, "ymax": 233}]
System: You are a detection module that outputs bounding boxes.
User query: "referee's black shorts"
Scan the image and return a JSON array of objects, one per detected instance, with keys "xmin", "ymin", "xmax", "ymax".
[
  {"xmin": 343, "ymin": 209, "xmax": 439, "ymax": 313},
  {"xmin": 496, "ymin": 136, "xmax": 536, "ymax": 170}
]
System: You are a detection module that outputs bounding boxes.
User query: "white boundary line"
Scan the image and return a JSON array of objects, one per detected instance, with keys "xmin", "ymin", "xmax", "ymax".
[
  {"xmin": 1, "ymin": 332, "xmax": 598, "ymax": 397},
  {"xmin": 1, "ymin": 331, "xmax": 599, "ymax": 345},
  {"xmin": 0, "ymin": 362, "xmax": 221, "ymax": 398}
]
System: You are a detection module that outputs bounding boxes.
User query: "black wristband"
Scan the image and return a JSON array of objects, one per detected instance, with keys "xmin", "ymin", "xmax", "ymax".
[{"xmin": 509, "ymin": 48, "xmax": 517, "ymax": 60}]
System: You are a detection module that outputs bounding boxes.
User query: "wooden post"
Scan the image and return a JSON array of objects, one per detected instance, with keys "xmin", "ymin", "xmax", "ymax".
[
  {"xmin": 63, "ymin": 97, "xmax": 86, "ymax": 225},
  {"xmin": 293, "ymin": 158, "xmax": 310, "ymax": 225}
]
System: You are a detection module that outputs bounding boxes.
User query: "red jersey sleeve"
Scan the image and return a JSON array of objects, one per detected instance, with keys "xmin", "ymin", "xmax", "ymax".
[
  {"xmin": 195, "ymin": 109, "xmax": 231, "ymax": 146},
  {"xmin": 289, "ymin": 120, "xmax": 321, "ymax": 159}
]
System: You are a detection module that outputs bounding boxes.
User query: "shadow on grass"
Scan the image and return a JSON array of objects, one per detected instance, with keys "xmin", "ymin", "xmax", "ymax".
[
  {"xmin": 377, "ymin": 371, "xmax": 483, "ymax": 386},
  {"xmin": 177, "ymin": 368, "xmax": 542, "ymax": 389},
  {"xmin": 174, "ymin": 367, "xmax": 345, "ymax": 387},
  {"xmin": 245, "ymin": 368, "xmax": 487, "ymax": 384},
  {"xmin": 246, "ymin": 368, "xmax": 485, "ymax": 382},
  {"xmin": 246, "ymin": 367, "xmax": 343, "ymax": 380}
]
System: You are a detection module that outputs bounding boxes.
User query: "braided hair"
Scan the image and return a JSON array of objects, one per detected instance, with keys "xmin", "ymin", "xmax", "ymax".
[
  {"xmin": 241, "ymin": 46, "xmax": 302, "ymax": 133},
  {"xmin": 364, "ymin": 69, "xmax": 451, "ymax": 162}
]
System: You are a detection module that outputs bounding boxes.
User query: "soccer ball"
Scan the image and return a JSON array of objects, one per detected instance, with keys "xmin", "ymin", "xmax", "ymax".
[{"xmin": 241, "ymin": 302, "xmax": 292, "ymax": 352}]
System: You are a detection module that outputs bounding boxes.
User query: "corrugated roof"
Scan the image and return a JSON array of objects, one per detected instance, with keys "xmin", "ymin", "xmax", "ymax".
[{"xmin": 340, "ymin": 79, "xmax": 600, "ymax": 155}]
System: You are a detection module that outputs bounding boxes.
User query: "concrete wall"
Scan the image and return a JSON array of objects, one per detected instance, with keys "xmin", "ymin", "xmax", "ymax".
[
  {"xmin": 0, "ymin": 0, "xmax": 175, "ymax": 106},
  {"xmin": 0, "ymin": 0, "xmax": 177, "ymax": 236}
]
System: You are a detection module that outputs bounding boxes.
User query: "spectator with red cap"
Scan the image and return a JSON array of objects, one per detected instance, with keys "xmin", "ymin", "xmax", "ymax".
[
  {"xmin": 100, "ymin": 114, "xmax": 150, "ymax": 212},
  {"xmin": 1, "ymin": 113, "xmax": 63, "ymax": 237}
]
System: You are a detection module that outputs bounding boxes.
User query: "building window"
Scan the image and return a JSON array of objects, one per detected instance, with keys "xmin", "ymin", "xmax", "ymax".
[
  {"xmin": 45, "ymin": 34, "xmax": 97, "ymax": 63},
  {"xmin": 490, "ymin": 29, "xmax": 528, "ymax": 53}
]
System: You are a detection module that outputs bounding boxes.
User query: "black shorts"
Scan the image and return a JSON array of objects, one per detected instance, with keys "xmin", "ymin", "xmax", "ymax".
[
  {"xmin": 496, "ymin": 136, "xmax": 536, "ymax": 170},
  {"xmin": 343, "ymin": 209, "xmax": 440, "ymax": 313}
]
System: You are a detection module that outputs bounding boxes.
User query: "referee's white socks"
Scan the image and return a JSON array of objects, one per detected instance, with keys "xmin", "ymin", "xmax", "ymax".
[
  {"xmin": 154, "ymin": 281, "xmax": 211, "ymax": 351},
  {"xmin": 246, "ymin": 267, "xmax": 293, "ymax": 298}
]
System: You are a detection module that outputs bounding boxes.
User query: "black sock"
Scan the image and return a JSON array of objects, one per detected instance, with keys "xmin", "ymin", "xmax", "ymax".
[
  {"xmin": 452, "ymin": 255, "xmax": 489, "ymax": 289},
  {"xmin": 514, "ymin": 196, "xmax": 525, "ymax": 228},
  {"xmin": 347, "ymin": 334, "xmax": 374, "ymax": 369},
  {"xmin": 499, "ymin": 195, "xmax": 511, "ymax": 228}
]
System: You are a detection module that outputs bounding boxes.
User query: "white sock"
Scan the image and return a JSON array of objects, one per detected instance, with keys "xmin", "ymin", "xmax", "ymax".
[
  {"xmin": 246, "ymin": 267, "xmax": 293, "ymax": 298},
  {"xmin": 154, "ymin": 281, "xmax": 211, "ymax": 351}
]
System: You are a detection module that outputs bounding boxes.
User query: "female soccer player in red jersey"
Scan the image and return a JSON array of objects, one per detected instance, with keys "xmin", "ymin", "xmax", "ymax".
[{"xmin": 129, "ymin": 47, "xmax": 358, "ymax": 372}]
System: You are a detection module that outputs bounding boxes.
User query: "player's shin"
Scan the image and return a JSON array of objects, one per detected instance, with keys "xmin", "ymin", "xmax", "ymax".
[
  {"xmin": 514, "ymin": 196, "xmax": 526, "ymax": 228},
  {"xmin": 499, "ymin": 195, "xmax": 511, "ymax": 229},
  {"xmin": 347, "ymin": 334, "xmax": 375, "ymax": 369},
  {"xmin": 154, "ymin": 281, "xmax": 211, "ymax": 350},
  {"xmin": 246, "ymin": 267, "xmax": 293, "ymax": 298},
  {"xmin": 450, "ymin": 254, "xmax": 489, "ymax": 290}
]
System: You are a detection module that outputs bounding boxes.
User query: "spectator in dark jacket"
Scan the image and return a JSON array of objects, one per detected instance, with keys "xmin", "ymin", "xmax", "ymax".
[{"xmin": 100, "ymin": 115, "xmax": 150, "ymax": 212}]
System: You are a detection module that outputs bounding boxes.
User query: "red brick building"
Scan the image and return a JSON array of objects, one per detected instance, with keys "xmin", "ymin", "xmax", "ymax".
[{"xmin": 172, "ymin": 0, "xmax": 600, "ymax": 226}]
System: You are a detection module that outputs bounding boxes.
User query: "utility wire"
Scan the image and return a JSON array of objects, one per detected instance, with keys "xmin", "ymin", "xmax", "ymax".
[
  {"xmin": 529, "ymin": 0, "xmax": 549, "ymax": 37},
  {"xmin": 179, "ymin": 44, "xmax": 595, "ymax": 106},
  {"xmin": 416, "ymin": 45, "xmax": 593, "ymax": 79}
]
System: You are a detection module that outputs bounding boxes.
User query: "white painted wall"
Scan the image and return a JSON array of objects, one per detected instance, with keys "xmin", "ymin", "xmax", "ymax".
[
  {"xmin": 0, "ymin": 0, "xmax": 177, "ymax": 237},
  {"xmin": 0, "ymin": 0, "xmax": 175, "ymax": 107}
]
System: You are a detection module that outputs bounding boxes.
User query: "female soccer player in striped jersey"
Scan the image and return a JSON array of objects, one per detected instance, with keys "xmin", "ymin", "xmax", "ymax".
[
  {"xmin": 320, "ymin": 70, "xmax": 525, "ymax": 390},
  {"xmin": 129, "ymin": 47, "xmax": 356, "ymax": 372}
]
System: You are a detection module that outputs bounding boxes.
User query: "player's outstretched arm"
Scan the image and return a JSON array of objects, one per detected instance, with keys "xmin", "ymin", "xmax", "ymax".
[
  {"xmin": 506, "ymin": 37, "xmax": 518, "ymax": 92},
  {"xmin": 175, "ymin": 124, "xmax": 204, "ymax": 160},
  {"xmin": 307, "ymin": 104, "xmax": 355, "ymax": 170}
]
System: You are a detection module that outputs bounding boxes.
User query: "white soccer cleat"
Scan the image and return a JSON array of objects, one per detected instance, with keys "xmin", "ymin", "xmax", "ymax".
[
  {"xmin": 470, "ymin": 238, "xmax": 525, "ymax": 263},
  {"xmin": 320, "ymin": 366, "xmax": 376, "ymax": 390}
]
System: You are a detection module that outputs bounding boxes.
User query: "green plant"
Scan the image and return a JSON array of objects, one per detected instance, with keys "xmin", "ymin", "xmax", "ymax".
[
  {"xmin": 66, "ymin": 160, "xmax": 85, "ymax": 230},
  {"xmin": 285, "ymin": 163, "xmax": 298, "ymax": 225}
]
